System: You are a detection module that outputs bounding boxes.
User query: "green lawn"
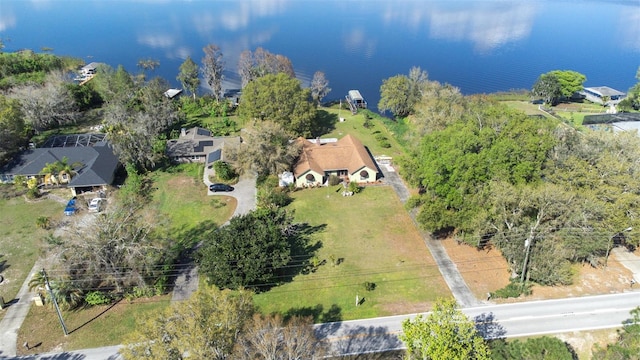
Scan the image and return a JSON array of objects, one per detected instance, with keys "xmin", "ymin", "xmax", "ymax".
[
  {"xmin": 254, "ymin": 186, "xmax": 451, "ymax": 321},
  {"xmin": 319, "ymin": 107, "xmax": 407, "ymax": 159},
  {"xmin": 151, "ymin": 164, "xmax": 236, "ymax": 234},
  {"xmin": 17, "ymin": 296, "xmax": 171, "ymax": 355},
  {"xmin": 0, "ymin": 191, "xmax": 62, "ymax": 320}
]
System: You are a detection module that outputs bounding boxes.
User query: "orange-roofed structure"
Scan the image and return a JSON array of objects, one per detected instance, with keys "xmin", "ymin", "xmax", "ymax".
[{"xmin": 292, "ymin": 134, "xmax": 379, "ymax": 187}]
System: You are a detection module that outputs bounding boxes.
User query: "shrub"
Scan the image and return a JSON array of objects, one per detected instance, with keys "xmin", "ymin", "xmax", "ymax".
[
  {"xmin": 348, "ymin": 181, "xmax": 361, "ymax": 194},
  {"xmin": 363, "ymin": 281, "xmax": 376, "ymax": 291},
  {"xmin": 13, "ymin": 175, "xmax": 27, "ymax": 189},
  {"xmin": 213, "ymin": 161, "xmax": 236, "ymax": 181},
  {"xmin": 378, "ymin": 140, "xmax": 391, "ymax": 148},
  {"xmin": 26, "ymin": 186, "xmax": 40, "ymax": 199},
  {"xmin": 257, "ymin": 186, "xmax": 292, "ymax": 209},
  {"xmin": 328, "ymin": 174, "xmax": 342, "ymax": 186},
  {"xmin": 491, "ymin": 280, "xmax": 532, "ymax": 299},
  {"xmin": 36, "ymin": 216, "xmax": 50, "ymax": 229},
  {"xmin": 85, "ymin": 291, "xmax": 112, "ymax": 306}
]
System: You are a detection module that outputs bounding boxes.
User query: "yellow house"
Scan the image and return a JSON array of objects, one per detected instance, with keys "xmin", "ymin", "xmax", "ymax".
[{"xmin": 293, "ymin": 134, "xmax": 379, "ymax": 187}]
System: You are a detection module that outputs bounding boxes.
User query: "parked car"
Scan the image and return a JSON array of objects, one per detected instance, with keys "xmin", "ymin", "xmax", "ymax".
[
  {"xmin": 88, "ymin": 198, "xmax": 103, "ymax": 213},
  {"xmin": 209, "ymin": 183, "xmax": 234, "ymax": 192},
  {"xmin": 64, "ymin": 197, "xmax": 77, "ymax": 216}
]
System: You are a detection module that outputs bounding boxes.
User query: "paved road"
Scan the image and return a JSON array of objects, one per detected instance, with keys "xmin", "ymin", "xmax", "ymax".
[
  {"xmin": 379, "ymin": 164, "xmax": 479, "ymax": 307},
  {"xmin": 8, "ymin": 292, "xmax": 638, "ymax": 359},
  {"xmin": 315, "ymin": 292, "xmax": 640, "ymax": 356}
]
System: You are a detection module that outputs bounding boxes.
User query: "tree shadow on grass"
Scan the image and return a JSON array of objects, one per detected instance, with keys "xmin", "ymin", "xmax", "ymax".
[
  {"xmin": 284, "ymin": 303, "xmax": 342, "ymax": 323},
  {"xmin": 166, "ymin": 220, "xmax": 218, "ymax": 291},
  {"xmin": 312, "ymin": 109, "xmax": 339, "ymax": 137},
  {"xmin": 0, "ymin": 254, "xmax": 9, "ymax": 274},
  {"xmin": 267, "ymin": 222, "xmax": 326, "ymax": 289},
  {"xmin": 67, "ymin": 299, "xmax": 123, "ymax": 335}
]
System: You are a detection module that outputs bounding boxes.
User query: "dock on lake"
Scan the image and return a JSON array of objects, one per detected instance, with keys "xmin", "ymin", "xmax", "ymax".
[{"xmin": 346, "ymin": 90, "xmax": 367, "ymax": 114}]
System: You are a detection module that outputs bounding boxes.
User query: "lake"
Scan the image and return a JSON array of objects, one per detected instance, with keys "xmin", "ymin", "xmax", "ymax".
[{"xmin": 1, "ymin": 0, "xmax": 638, "ymax": 111}]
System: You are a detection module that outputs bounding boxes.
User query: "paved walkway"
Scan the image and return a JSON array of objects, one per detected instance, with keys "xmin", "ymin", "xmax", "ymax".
[
  {"xmin": 612, "ymin": 247, "xmax": 640, "ymax": 283},
  {"xmin": 171, "ymin": 165, "xmax": 257, "ymax": 302},
  {"xmin": 0, "ymin": 262, "xmax": 41, "ymax": 357},
  {"xmin": 379, "ymin": 164, "xmax": 480, "ymax": 307}
]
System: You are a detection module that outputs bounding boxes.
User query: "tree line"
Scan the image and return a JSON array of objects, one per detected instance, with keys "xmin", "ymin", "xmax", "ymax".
[{"xmin": 379, "ymin": 66, "xmax": 640, "ymax": 287}]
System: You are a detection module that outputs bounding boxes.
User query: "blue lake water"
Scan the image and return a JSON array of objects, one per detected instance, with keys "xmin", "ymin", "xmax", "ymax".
[{"xmin": 1, "ymin": 0, "xmax": 638, "ymax": 111}]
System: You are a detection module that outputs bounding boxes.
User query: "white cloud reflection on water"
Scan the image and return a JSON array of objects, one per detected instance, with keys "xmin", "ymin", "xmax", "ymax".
[
  {"xmin": 380, "ymin": 1, "xmax": 537, "ymax": 54},
  {"xmin": 0, "ymin": 11, "xmax": 16, "ymax": 32},
  {"xmin": 618, "ymin": 6, "xmax": 640, "ymax": 52}
]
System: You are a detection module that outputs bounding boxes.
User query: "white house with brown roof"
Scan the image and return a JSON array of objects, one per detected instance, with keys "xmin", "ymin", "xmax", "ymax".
[{"xmin": 292, "ymin": 134, "xmax": 379, "ymax": 187}]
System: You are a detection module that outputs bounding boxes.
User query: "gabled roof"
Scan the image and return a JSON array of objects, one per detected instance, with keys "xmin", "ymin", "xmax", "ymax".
[
  {"xmin": 293, "ymin": 134, "xmax": 377, "ymax": 177},
  {"xmin": 165, "ymin": 127, "xmax": 240, "ymax": 163}
]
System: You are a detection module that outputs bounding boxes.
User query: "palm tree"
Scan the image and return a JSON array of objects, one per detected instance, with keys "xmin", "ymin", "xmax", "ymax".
[
  {"xmin": 40, "ymin": 156, "xmax": 80, "ymax": 185},
  {"xmin": 28, "ymin": 272, "xmax": 84, "ymax": 310}
]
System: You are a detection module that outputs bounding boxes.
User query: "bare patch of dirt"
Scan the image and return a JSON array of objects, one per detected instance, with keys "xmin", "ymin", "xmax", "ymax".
[
  {"xmin": 556, "ymin": 329, "xmax": 619, "ymax": 359},
  {"xmin": 441, "ymin": 238, "xmax": 511, "ymax": 299},
  {"xmin": 441, "ymin": 237, "xmax": 637, "ymax": 303},
  {"xmin": 166, "ymin": 176, "xmax": 196, "ymax": 187}
]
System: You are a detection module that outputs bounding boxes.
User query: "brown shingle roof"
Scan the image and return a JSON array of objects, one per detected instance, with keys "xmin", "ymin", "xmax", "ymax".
[{"xmin": 293, "ymin": 134, "xmax": 377, "ymax": 177}]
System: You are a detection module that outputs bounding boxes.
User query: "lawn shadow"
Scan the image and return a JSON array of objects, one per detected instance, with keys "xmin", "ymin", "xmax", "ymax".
[
  {"xmin": 283, "ymin": 303, "xmax": 342, "ymax": 323},
  {"xmin": 473, "ymin": 312, "xmax": 506, "ymax": 340},
  {"xmin": 267, "ymin": 222, "xmax": 326, "ymax": 289},
  {"xmin": 0, "ymin": 254, "xmax": 9, "ymax": 274},
  {"xmin": 167, "ymin": 220, "xmax": 218, "ymax": 291},
  {"xmin": 312, "ymin": 109, "xmax": 339, "ymax": 137},
  {"xmin": 68, "ymin": 299, "xmax": 123, "ymax": 335}
]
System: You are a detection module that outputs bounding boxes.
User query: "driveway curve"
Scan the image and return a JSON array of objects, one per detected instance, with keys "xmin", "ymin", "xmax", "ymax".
[
  {"xmin": 171, "ymin": 167, "xmax": 257, "ymax": 302},
  {"xmin": 379, "ymin": 164, "xmax": 480, "ymax": 307}
]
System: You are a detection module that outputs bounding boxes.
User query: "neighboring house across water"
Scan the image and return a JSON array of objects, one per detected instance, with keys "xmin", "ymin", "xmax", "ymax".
[
  {"xmin": 292, "ymin": 134, "xmax": 379, "ymax": 187},
  {"xmin": 166, "ymin": 127, "xmax": 240, "ymax": 165},
  {"xmin": 580, "ymin": 86, "xmax": 626, "ymax": 105},
  {"xmin": 0, "ymin": 134, "xmax": 120, "ymax": 196}
]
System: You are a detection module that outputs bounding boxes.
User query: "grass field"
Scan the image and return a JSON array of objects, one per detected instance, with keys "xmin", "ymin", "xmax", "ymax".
[
  {"xmin": 0, "ymin": 191, "xmax": 62, "ymax": 321},
  {"xmin": 151, "ymin": 163, "xmax": 236, "ymax": 233},
  {"xmin": 17, "ymin": 296, "xmax": 171, "ymax": 355},
  {"xmin": 253, "ymin": 186, "xmax": 451, "ymax": 321},
  {"xmin": 319, "ymin": 107, "xmax": 407, "ymax": 159}
]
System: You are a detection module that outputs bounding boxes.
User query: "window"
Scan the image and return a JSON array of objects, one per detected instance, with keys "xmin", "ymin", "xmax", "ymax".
[
  {"xmin": 305, "ymin": 173, "xmax": 316, "ymax": 183},
  {"xmin": 360, "ymin": 170, "xmax": 370, "ymax": 180}
]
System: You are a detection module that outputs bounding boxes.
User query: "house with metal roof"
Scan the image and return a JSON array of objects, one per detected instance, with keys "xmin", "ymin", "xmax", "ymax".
[
  {"xmin": 581, "ymin": 86, "xmax": 626, "ymax": 105},
  {"xmin": 166, "ymin": 127, "xmax": 240, "ymax": 165},
  {"xmin": 0, "ymin": 134, "xmax": 120, "ymax": 196},
  {"xmin": 292, "ymin": 134, "xmax": 379, "ymax": 187}
]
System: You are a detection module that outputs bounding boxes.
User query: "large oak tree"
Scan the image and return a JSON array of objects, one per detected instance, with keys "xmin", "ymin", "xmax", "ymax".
[
  {"xmin": 239, "ymin": 72, "xmax": 316, "ymax": 137},
  {"xmin": 197, "ymin": 207, "xmax": 298, "ymax": 290}
]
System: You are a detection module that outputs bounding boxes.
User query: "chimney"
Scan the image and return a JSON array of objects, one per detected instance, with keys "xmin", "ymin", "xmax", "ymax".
[
  {"xmin": 181, "ymin": 128, "xmax": 186, "ymax": 137},
  {"xmin": 316, "ymin": 137, "xmax": 320, "ymax": 145}
]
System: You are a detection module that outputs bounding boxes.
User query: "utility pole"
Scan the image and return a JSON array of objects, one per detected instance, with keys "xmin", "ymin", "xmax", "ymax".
[
  {"xmin": 42, "ymin": 268, "xmax": 68, "ymax": 336},
  {"xmin": 520, "ymin": 238, "xmax": 532, "ymax": 285}
]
